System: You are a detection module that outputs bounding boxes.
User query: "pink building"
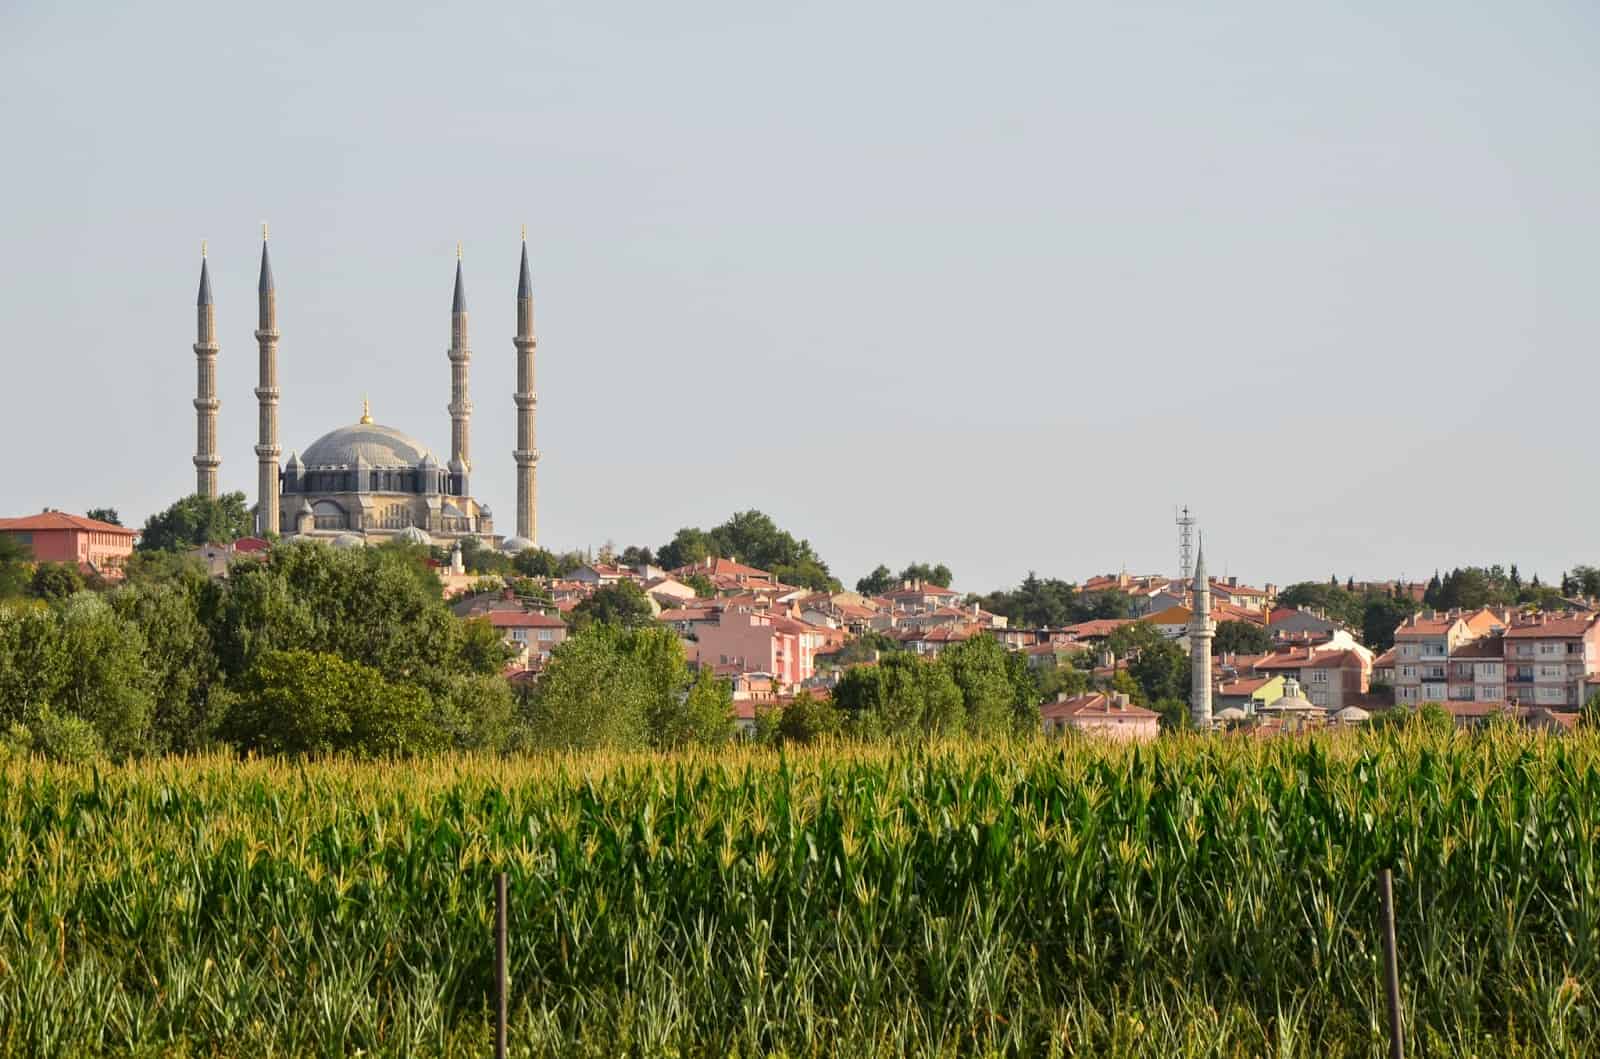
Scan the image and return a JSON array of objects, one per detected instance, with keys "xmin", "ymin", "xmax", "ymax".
[
  {"xmin": 694, "ymin": 606, "xmax": 826, "ymax": 689},
  {"xmin": 0, "ymin": 510, "xmax": 136, "ymax": 580},
  {"xmin": 1039, "ymin": 692, "xmax": 1160, "ymax": 742}
]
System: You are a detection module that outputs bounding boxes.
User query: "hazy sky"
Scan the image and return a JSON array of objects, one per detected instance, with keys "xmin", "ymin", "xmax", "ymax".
[{"xmin": 3, "ymin": 1, "xmax": 1596, "ymax": 592}]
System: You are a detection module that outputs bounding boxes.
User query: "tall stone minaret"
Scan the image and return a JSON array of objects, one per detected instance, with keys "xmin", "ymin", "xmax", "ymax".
[
  {"xmin": 253, "ymin": 226, "xmax": 281, "ymax": 535},
  {"xmin": 513, "ymin": 229, "xmax": 540, "ymax": 545},
  {"xmin": 193, "ymin": 243, "xmax": 221, "ymax": 498},
  {"xmin": 447, "ymin": 243, "xmax": 472, "ymax": 494},
  {"xmin": 1189, "ymin": 536, "xmax": 1214, "ymax": 729}
]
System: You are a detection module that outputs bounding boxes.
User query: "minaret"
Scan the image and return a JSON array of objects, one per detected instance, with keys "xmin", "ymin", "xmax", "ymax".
[
  {"xmin": 447, "ymin": 242, "xmax": 472, "ymax": 494},
  {"xmin": 253, "ymin": 225, "xmax": 281, "ymax": 536},
  {"xmin": 513, "ymin": 227, "xmax": 540, "ymax": 544},
  {"xmin": 1189, "ymin": 536, "xmax": 1214, "ymax": 729},
  {"xmin": 193, "ymin": 242, "xmax": 221, "ymax": 497}
]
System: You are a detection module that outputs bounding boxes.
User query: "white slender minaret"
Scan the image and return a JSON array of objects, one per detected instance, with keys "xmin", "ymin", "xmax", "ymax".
[
  {"xmin": 513, "ymin": 228, "xmax": 540, "ymax": 544},
  {"xmin": 447, "ymin": 243, "xmax": 472, "ymax": 495},
  {"xmin": 254, "ymin": 225, "xmax": 281, "ymax": 535},
  {"xmin": 1189, "ymin": 536, "xmax": 1214, "ymax": 729},
  {"xmin": 193, "ymin": 242, "xmax": 221, "ymax": 497}
]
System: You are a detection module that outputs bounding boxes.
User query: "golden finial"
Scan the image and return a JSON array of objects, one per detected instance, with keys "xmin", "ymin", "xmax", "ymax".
[
  {"xmin": 360, "ymin": 396, "xmax": 373, "ymax": 425},
  {"xmin": 201, "ymin": 239, "xmax": 207, "ymax": 258},
  {"xmin": 262, "ymin": 221, "xmax": 269, "ymax": 242},
  {"xmin": 456, "ymin": 240, "xmax": 463, "ymax": 261}
]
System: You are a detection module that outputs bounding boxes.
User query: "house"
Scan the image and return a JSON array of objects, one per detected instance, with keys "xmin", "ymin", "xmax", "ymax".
[
  {"xmin": 1216, "ymin": 675, "xmax": 1283, "ymax": 714},
  {"xmin": 880, "ymin": 580, "xmax": 963, "ymax": 615},
  {"xmin": 483, "ymin": 610, "xmax": 567, "ymax": 669},
  {"xmin": 1502, "ymin": 613, "xmax": 1600, "ymax": 709},
  {"xmin": 1447, "ymin": 633, "xmax": 1505, "ymax": 704},
  {"xmin": 0, "ymin": 510, "xmax": 137, "ymax": 581},
  {"xmin": 570, "ymin": 562, "xmax": 632, "ymax": 586},
  {"xmin": 1039, "ymin": 692, "xmax": 1160, "ymax": 742},
  {"xmin": 1266, "ymin": 607, "xmax": 1340, "ymax": 641},
  {"xmin": 1141, "ymin": 605, "xmax": 1194, "ymax": 641},
  {"xmin": 1300, "ymin": 650, "xmax": 1369, "ymax": 710},
  {"xmin": 1393, "ymin": 612, "xmax": 1475, "ymax": 705},
  {"xmin": 693, "ymin": 606, "xmax": 828, "ymax": 690}
]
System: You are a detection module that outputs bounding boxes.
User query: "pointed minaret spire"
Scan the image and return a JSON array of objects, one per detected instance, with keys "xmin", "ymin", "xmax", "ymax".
[
  {"xmin": 1189, "ymin": 531, "xmax": 1214, "ymax": 730},
  {"xmin": 513, "ymin": 227, "xmax": 540, "ymax": 545},
  {"xmin": 446, "ymin": 245, "xmax": 473, "ymax": 491},
  {"xmin": 254, "ymin": 224, "xmax": 282, "ymax": 536},
  {"xmin": 192, "ymin": 243, "xmax": 220, "ymax": 497}
]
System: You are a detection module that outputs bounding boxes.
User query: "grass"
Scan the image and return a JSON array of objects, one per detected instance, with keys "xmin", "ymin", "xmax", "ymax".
[{"xmin": 0, "ymin": 728, "xmax": 1597, "ymax": 1056}]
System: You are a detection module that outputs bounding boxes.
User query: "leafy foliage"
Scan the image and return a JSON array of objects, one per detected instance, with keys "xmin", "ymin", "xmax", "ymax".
[
  {"xmin": 657, "ymin": 510, "xmax": 839, "ymax": 590},
  {"xmin": 228, "ymin": 649, "xmax": 443, "ymax": 757},
  {"xmin": 1212, "ymin": 620, "xmax": 1272, "ymax": 656},
  {"xmin": 85, "ymin": 507, "xmax": 122, "ymax": 526},
  {"xmin": 570, "ymin": 580, "xmax": 656, "ymax": 630},
  {"xmin": 137, "ymin": 492, "xmax": 253, "ymax": 552},
  {"xmin": 28, "ymin": 562, "xmax": 84, "ymax": 602}
]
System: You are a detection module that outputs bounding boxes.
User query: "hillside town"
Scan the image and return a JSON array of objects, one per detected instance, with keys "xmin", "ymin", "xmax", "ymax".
[{"xmin": 5, "ymin": 504, "xmax": 1597, "ymax": 743}]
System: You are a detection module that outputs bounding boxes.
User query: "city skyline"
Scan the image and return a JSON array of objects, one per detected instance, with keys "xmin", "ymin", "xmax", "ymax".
[{"xmin": 3, "ymin": 0, "xmax": 1597, "ymax": 589}]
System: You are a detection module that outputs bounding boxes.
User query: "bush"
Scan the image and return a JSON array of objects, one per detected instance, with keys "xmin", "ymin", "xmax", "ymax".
[
  {"xmin": 228, "ymin": 649, "xmax": 444, "ymax": 758},
  {"xmin": 30, "ymin": 708, "xmax": 102, "ymax": 764},
  {"xmin": 777, "ymin": 692, "xmax": 843, "ymax": 745}
]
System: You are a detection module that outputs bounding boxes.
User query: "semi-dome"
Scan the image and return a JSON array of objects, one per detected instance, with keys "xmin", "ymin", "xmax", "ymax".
[
  {"xmin": 397, "ymin": 526, "xmax": 433, "ymax": 546},
  {"xmin": 501, "ymin": 535, "xmax": 536, "ymax": 554},
  {"xmin": 301, "ymin": 422, "xmax": 437, "ymax": 469},
  {"xmin": 332, "ymin": 533, "xmax": 367, "ymax": 549}
]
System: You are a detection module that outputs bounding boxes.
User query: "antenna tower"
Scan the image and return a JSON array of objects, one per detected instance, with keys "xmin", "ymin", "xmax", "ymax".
[{"xmin": 1176, "ymin": 505, "xmax": 1196, "ymax": 583}]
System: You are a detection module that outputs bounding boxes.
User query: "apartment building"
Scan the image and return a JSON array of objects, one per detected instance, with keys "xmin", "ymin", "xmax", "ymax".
[
  {"xmin": 1502, "ymin": 614, "xmax": 1600, "ymax": 708},
  {"xmin": 1393, "ymin": 613, "xmax": 1471, "ymax": 705}
]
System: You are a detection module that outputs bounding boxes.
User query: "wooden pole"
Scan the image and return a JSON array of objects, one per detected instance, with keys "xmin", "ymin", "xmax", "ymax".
[
  {"xmin": 495, "ymin": 871, "xmax": 508, "ymax": 1059},
  {"xmin": 1379, "ymin": 867, "xmax": 1403, "ymax": 1059}
]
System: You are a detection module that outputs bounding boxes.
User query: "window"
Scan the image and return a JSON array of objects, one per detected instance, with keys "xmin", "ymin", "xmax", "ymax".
[
  {"xmin": 1540, "ymin": 643, "xmax": 1561, "ymax": 656},
  {"xmin": 1540, "ymin": 665, "xmax": 1563, "ymax": 679}
]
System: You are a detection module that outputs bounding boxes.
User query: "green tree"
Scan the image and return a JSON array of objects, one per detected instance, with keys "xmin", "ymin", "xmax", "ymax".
[
  {"xmin": 1212, "ymin": 620, "xmax": 1271, "ymax": 656},
  {"xmin": 856, "ymin": 565, "xmax": 896, "ymax": 596},
  {"xmin": 976, "ymin": 572, "xmax": 1079, "ymax": 627},
  {"xmin": 832, "ymin": 652, "xmax": 963, "ymax": 740},
  {"xmin": 0, "ymin": 534, "xmax": 30, "ymax": 598},
  {"xmin": 51, "ymin": 594, "xmax": 156, "ymax": 759},
  {"xmin": 898, "ymin": 562, "xmax": 954, "ymax": 588},
  {"xmin": 520, "ymin": 625, "xmax": 651, "ymax": 750},
  {"xmin": 511, "ymin": 547, "xmax": 585, "ymax": 579},
  {"xmin": 1128, "ymin": 638, "xmax": 1189, "ymax": 708},
  {"xmin": 571, "ymin": 580, "xmax": 656, "ymax": 630},
  {"xmin": 457, "ymin": 537, "xmax": 512, "ymax": 576},
  {"xmin": 1361, "ymin": 595, "xmax": 1418, "ymax": 652},
  {"xmin": 1276, "ymin": 582, "xmax": 1363, "ymax": 630},
  {"xmin": 433, "ymin": 673, "xmax": 517, "ymax": 750},
  {"xmin": 108, "ymin": 575, "xmax": 228, "ymax": 754},
  {"xmin": 684, "ymin": 573, "xmax": 716, "ymax": 598},
  {"xmin": 138, "ymin": 492, "xmax": 253, "ymax": 552},
  {"xmin": 1004, "ymin": 647, "xmax": 1043, "ymax": 735},
  {"xmin": 939, "ymin": 634, "xmax": 1016, "ymax": 737},
  {"xmin": 656, "ymin": 527, "xmax": 715, "ymax": 571},
  {"xmin": 618, "ymin": 545, "xmax": 655, "ymax": 568},
  {"xmin": 85, "ymin": 508, "xmax": 121, "ymax": 526},
  {"xmin": 228, "ymin": 649, "xmax": 443, "ymax": 757},
  {"xmin": 658, "ymin": 511, "xmax": 840, "ymax": 590},
  {"xmin": 828, "ymin": 630, "xmax": 903, "ymax": 668},
  {"xmin": 665, "ymin": 669, "xmax": 735, "ymax": 748},
  {"xmin": 776, "ymin": 691, "xmax": 843, "ymax": 745},
  {"xmin": 28, "ymin": 562, "xmax": 84, "ymax": 602}
]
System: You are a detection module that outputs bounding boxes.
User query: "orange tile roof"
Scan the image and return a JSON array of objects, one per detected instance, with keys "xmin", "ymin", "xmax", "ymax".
[
  {"xmin": 1040, "ymin": 693, "xmax": 1159, "ymax": 721},
  {"xmin": 0, "ymin": 511, "xmax": 136, "ymax": 536},
  {"xmin": 1504, "ymin": 615, "xmax": 1596, "ymax": 638}
]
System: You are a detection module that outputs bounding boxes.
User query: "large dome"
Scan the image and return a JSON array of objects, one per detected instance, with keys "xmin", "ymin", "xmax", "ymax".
[{"xmin": 301, "ymin": 422, "xmax": 437, "ymax": 468}]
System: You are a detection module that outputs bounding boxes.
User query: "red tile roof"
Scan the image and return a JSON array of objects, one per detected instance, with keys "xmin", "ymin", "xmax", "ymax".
[
  {"xmin": 1040, "ymin": 693, "xmax": 1159, "ymax": 721},
  {"xmin": 484, "ymin": 611, "xmax": 566, "ymax": 628},
  {"xmin": 1305, "ymin": 649, "xmax": 1365, "ymax": 670},
  {"xmin": 1504, "ymin": 616, "xmax": 1596, "ymax": 639},
  {"xmin": 0, "ymin": 512, "xmax": 136, "ymax": 536}
]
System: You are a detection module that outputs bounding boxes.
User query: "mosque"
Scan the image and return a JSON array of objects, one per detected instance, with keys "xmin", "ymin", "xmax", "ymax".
[{"xmin": 190, "ymin": 229, "xmax": 540, "ymax": 552}]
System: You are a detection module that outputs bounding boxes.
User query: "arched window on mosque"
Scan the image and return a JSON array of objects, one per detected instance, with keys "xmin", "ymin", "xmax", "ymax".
[{"xmin": 312, "ymin": 500, "xmax": 347, "ymax": 531}]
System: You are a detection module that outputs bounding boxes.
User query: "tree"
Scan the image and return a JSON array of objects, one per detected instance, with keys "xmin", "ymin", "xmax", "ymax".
[
  {"xmin": 571, "ymin": 580, "xmax": 656, "ymax": 630},
  {"xmin": 776, "ymin": 692, "xmax": 843, "ymax": 745},
  {"xmin": 1212, "ymin": 620, "xmax": 1271, "ymax": 656},
  {"xmin": 1105, "ymin": 619, "xmax": 1168, "ymax": 662},
  {"xmin": 618, "ymin": 545, "xmax": 655, "ymax": 569},
  {"xmin": 28, "ymin": 562, "xmax": 84, "ymax": 602},
  {"xmin": 939, "ymin": 634, "xmax": 1016, "ymax": 737},
  {"xmin": 975, "ymin": 572, "xmax": 1079, "ymax": 628},
  {"xmin": 657, "ymin": 511, "xmax": 839, "ymax": 590},
  {"xmin": 898, "ymin": 562, "xmax": 953, "ymax": 588},
  {"xmin": 510, "ymin": 547, "xmax": 585, "ymax": 579},
  {"xmin": 1572, "ymin": 565, "xmax": 1600, "ymax": 599},
  {"xmin": 1276, "ymin": 582, "xmax": 1363, "ymax": 630},
  {"xmin": 1128, "ymin": 638, "xmax": 1189, "ymax": 708},
  {"xmin": 832, "ymin": 652, "xmax": 963, "ymax": 740},
  {"xmin": 86, "ymin": 508, "xmax": 121, "ymax": 526},
  {"xmin": 138, "ymin": 492, "xmax": 253, "ymax": 552},
  {"xmin": 665, "ymin": 669, "xmax": 735, "ymax": 748},
  {"xmin": 227, "ymin": 649, "xmax": 442, "ymax": 757},
  {"xmin": 108, "ymin": 575, "xmax": 228, "ymax": 754},
  {"xmin": 1004, "ymin": 647, "xmax": 1043, "ymax": 735},
  {"xmin": 50, "ymin": 593, "xmax": 156, "ymax": 759},
  {"xmin": 828, "ymin": 630, "xmax": 903, "ymax": 668},
  {"xmin": 656, "ymin": 527, "xmax": 714, "ymax": 571},
  {"xmin": 433, "ymin": 673, "xmax": 517, "ymax": 750},
  {"xmin": 684, "ymin": 573, "xmax": 716, "ymax": 598},
  {"xmin": 856, "ymin": 565, "xmax": 896, "ymax": 596},
  {"xmin": 519, "ymin": 625, "xmax": 651, "ymax": 750},
  {"xmin": 1361, "ymin": 595, "xmax": 1418, "ymax": 653},
  {"xmin": 456, "ymin": 537, "xmax": 512, "ymax": 576},
  {"xmin": 0, "ymin": 534, "xmax": 30, "ymax": 598}
]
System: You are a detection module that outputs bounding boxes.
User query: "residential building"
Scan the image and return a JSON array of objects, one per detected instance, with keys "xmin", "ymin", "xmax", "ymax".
[
  {"xmin": 1393, "ymin": 612, "xmax": 1473, "ymax": 706},
  {"xmin": 1502, "ymin": 613, "xmax": 1600, "ymax": 709},
  {"xmin": 1301, "ymin": 649, "xmax": 1369, "ymax": 710},
  {"xmin": 1039, "ymin": 692, "xmax": 1160, "ymax": 742},
  {"xmin": 0, "ymin": 510, "xmax": 137, "ymax": 580},
  {"xmin": 694, "ymin": 606, "xmax": 828, "ymax": 689}
]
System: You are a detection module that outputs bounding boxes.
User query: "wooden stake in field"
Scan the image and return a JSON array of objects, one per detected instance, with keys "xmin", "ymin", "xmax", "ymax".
[
  {"xmin": 1379, "ymin": 867, "xmax": 1403, "ymax": 1059},
  {"xmin": 495, "ymin": 872, "xmax": 509, "ymax": 1059}
]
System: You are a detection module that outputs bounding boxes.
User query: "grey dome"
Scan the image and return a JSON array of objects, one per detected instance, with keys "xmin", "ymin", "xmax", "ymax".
[
  {"xmin": 301, "ymin": 422, "xmax": 437, "ymax": 469},
  {"xmin": 332, "ymin": 533, "xmax": 367, "ymax": 549},
  {"xmin": 501, "ymin": 536, "xmax": 535, "ymax": 554},
  {"xmin": 397, "ymin": 526, "xmax": 433, "ymax": 546}
]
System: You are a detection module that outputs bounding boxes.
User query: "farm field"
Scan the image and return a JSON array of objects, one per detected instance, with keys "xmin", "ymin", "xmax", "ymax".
[{"xmin": 1, "ymin": 731, "xmax": 1597, "ymax": 1057}]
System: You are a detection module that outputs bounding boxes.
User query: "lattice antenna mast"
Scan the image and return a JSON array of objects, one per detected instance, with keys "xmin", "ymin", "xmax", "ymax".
[{"xmin": 1176, "ymin": 505, "xmax": 1196, "ymax": 584}]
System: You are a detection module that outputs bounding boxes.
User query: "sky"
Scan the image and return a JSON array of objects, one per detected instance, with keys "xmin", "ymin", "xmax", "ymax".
[{"xmin": 2, "ymin": 1, "xmax": 1597, "ymax": 593}]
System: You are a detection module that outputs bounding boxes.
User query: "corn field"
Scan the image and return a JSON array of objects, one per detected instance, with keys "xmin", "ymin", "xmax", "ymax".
[{"xmin": 2, "ymin": 730, "xmax": 1597, "ymax": 1057}]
